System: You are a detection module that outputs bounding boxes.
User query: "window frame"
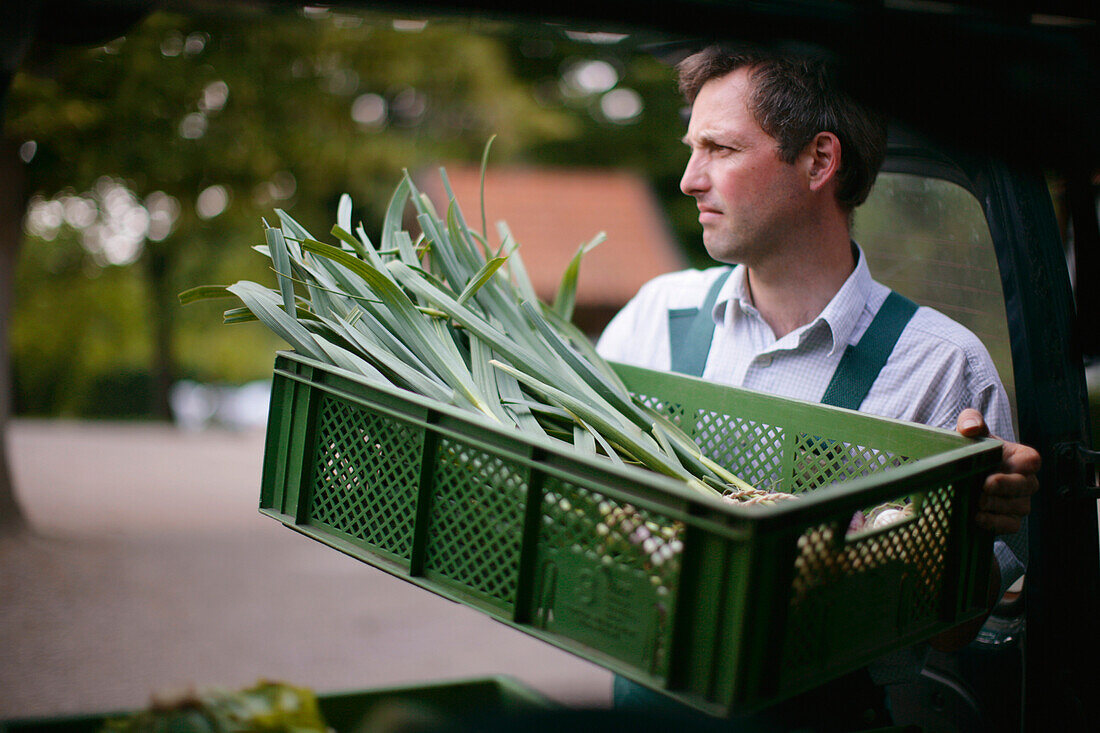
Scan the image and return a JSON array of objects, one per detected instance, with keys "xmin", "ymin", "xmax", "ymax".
[{"xmin": 881, "ymin": 127, "xmax": 1095, "ymax": 731}]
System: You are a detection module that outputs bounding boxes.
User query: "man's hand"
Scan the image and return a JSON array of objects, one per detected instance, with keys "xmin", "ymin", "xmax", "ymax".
[
  {"xmin": 956, "ymin": 408, "xmax": 1040, "ymax": 534},
  {"xmin": 931, "ymin": 409, "xmax": 1038, "ymax": 652}
]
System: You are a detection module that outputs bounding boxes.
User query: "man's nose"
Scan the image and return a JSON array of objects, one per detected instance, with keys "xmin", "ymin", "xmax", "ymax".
[{"xmin": 680, "ymin": 152, "xmax": 707, "ymax": 196}]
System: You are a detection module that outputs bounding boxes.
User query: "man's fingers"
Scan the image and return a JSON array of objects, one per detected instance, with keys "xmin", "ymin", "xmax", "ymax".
[
  {"xmin": 978, "ymin": 492, "xmax": 1033, "ymax": 516},
  {"xmin": 975, "ymin": 512, "xmax": 1025, "ymax": 534},
  {"xmin": 955, "ymin": 408, "xmax": 1041, "ymax": 536},
  {"xmin": 983, "ymin": 471, "xmax": 1040, "ymax": 498},
  {"xmin": 956, "ymin": 408, "xmax": 988, "ymax": 438},
  {"xmin": 1002, "ymin": 440, "xmax": 1042, "ymax": 476},
  {"xmin": 956, "ymin": 409, "xmax": 1042, "ymax": 491}
]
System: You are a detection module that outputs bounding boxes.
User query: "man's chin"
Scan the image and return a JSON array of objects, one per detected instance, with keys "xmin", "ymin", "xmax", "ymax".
[{"xmin": 702, "ymin": 240, "xmax": 748, "ymax": 266}]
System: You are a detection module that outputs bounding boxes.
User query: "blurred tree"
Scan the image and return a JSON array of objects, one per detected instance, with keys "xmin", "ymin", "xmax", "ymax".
[
  {"xmin": 498, "ymin": 32, "xmax": 704, "ymax": 264},
  {"xmin": 0, "ymin": 0, "xmax": 156, "ymax": 534},
  {"xmin": 6, "ymin": 8, "xmax": 580, "ymax": 420},
  {"xmin": 0, "ymin": 134, "xmax": 27, "ymax": 533},
  {"xmin": 6, "ymin": 7, "xmax": 694, "ymax": 422},
  {"xmin": 1, "ymin": 3, "xmax": 692, "ymax": 532}
]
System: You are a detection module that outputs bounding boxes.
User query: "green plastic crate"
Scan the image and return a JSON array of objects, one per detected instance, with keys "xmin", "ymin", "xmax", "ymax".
[
  {"xmin": 0, "ymin": 676, "xmax": 549, "ymax": 733},
  {"xmin": 259, "ymin": 351, "xmax": 1001, "ymax": 716}
]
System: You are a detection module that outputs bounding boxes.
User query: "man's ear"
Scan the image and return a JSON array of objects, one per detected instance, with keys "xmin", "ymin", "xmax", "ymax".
[{"xmin": 804, "ymin": 132, "xmax": 841, "ymax": 193}]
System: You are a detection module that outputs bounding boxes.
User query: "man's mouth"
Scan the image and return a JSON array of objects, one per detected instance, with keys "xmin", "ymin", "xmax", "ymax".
[{"xmin": 697, "ymin": 204, "xmax": 722, "ymax": 222}]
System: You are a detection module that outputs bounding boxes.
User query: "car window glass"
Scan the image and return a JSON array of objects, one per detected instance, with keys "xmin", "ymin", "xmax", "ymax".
[{"xmin": 852, "ymin": 172, "xmax": 1018, "ymax": 433}]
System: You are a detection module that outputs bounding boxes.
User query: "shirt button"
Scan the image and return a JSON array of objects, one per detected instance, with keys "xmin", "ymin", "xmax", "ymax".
[{"xmin": 758, "ymin": 355, "xmax": 772, "ymax": 367}]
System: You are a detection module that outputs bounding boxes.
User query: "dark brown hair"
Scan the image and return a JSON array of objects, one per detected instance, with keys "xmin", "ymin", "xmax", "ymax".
[{"xmin": 677, "ymin": 46, "xmax": 887, "ymax": 210}]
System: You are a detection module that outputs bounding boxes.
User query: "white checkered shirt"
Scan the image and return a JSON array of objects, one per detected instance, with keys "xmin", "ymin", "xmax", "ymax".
[{"xmin": 596, "ymin": 247, "xmax": 1015, "ymax": 440}]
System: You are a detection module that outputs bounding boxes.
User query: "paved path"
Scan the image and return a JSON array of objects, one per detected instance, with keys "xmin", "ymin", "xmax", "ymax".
[{"xmin": 1, "ymin": 420, "xmax": 612, "ymax": 719}]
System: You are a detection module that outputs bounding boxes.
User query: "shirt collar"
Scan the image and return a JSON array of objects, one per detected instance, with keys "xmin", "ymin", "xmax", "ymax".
[
  {"xmin": 818, "ymin": 243, "xmax": 873, "ymax": 355},
  {"xmin": 712, "ymin": 264, "xmax": 753, "ymax": 324},
  {"xmin": 710, "ymin": 243, "xmax": 873, "ymax": 355}
]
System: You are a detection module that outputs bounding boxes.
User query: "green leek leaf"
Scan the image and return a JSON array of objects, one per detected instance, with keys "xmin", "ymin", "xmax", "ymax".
[
  {"xmin": 265, "ymin": 227, "xmax": 297, "ymax": 317},
  {"xmin": 478, "ymin": 134, "xmax": 496, "ymax": 241},
  {"xmin": 458, "ymin": 256, "xmax": 509, "ymax": 305},
  {"xmin": 179, "ymin": 285, "xmax": 233, "ymax": 305},
  {"xmin": 337, "ymin": 194, "xmax": 353, "ymax": 237},
  {"xmin": 552, "ymin": 231, "xmax": 605, "ymax": 322},
  {"xmin": 227, "ymin": 281, "xmax": 325, "ymax": 361}
]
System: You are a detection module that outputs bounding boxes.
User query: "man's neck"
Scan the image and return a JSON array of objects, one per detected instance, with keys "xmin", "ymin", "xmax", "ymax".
[{"xmin": 744, "ymin": 227, "xmax": 856, "ymax": 340}]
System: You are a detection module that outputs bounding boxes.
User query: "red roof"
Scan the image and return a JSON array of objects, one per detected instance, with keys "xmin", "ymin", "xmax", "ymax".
[{"xmin": 417, "ymin": 165, "xmax": 685, "ymax": 308}]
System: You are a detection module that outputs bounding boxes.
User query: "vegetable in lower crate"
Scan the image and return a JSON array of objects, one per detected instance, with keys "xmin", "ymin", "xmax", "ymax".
[
  {"xmin": 847, "ymin": 500, "xmax": 917, "ymax": 533},
  {"xmin": 101, "ymin": 681, "xmax": 328, "ymax": 733}
]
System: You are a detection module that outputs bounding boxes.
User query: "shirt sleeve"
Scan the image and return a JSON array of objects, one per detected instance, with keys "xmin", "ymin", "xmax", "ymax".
[
  {"xmin": 868, "ymin": 307, "xmax": 1027, "ymax": 598},
  {"xmin": 919, "ymin": 319, "xmax": 1027, "ymax": 596},
  {"xmin": 595, "ymin": 270, "xmax": 702, "ymax": 370},
  {"xmin": 995, "ymin": 537, "xmax": 1027, "ymax": 599},
  {"xmin": 596, "ymin": 293, "xmax": 645, "ymax": 363}
]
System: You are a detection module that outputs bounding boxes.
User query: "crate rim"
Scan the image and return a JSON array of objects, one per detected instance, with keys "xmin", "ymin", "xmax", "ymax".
[
  {"xmin": 272, "ymin": 350, "xmax": 1002, "ymax": 524},
  {"xmin": 311, "ymin": 673, "xmax": 553, "ymax": 706}
]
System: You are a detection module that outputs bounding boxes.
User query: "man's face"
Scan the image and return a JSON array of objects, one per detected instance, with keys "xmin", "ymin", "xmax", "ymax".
[{"xmin": 679, "ymin": 67, "xmax": 809, "ymax": 266}]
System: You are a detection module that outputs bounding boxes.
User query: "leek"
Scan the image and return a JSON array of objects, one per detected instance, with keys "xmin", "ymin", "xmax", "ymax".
[{"xmin": 182, "ymin": 156, "xmax": 792, "ymax": 505}]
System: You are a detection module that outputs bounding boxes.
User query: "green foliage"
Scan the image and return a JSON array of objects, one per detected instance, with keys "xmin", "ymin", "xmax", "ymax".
[
  {"xmin": 11, "ymin": 244, "xmax": 149, "ymax": 416},
  {"xmin": 6, "ymin": 7, "xmax": 693, "ymax": 417}
]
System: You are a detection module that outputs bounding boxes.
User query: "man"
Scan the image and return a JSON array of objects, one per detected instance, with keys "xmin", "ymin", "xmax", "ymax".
[{"xmin": 597, "ymin": 46, "xmax": 1040, "ymax": 730}]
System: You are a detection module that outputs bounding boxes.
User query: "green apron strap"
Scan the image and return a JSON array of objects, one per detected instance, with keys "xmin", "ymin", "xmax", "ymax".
[
  {"xmin": 820, "ymin": 290, "xmax": 919, "ymax": 410},
  {"xmin": 668, "ymin": 268, "xmax": 733, "ymax": 376},
  {"xmin": 668, "ymin": 272, "xmax": 917, "ymax": 407}
]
